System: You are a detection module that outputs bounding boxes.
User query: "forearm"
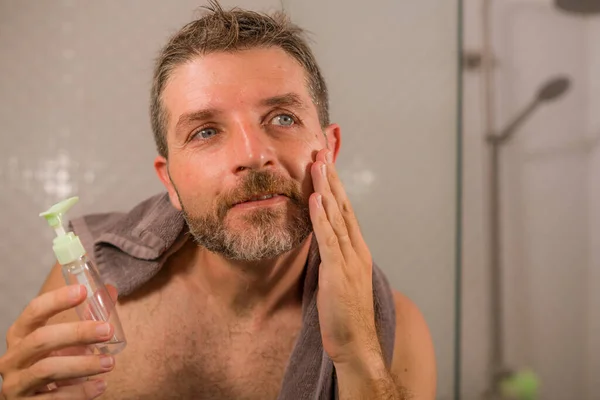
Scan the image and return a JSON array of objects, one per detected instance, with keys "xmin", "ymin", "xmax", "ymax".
[{"xmin": 334, "ymin": 354, "xmax": 408, "ymax": 400}]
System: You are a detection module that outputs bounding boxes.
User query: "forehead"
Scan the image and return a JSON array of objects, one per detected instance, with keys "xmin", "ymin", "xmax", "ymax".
[{"xmin": 161, "ymin": 47, "xmax": 313, "ymax": 126}]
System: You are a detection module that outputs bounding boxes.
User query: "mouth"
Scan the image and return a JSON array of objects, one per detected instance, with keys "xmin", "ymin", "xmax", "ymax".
[{"xmin": 233, "ymin": 193, "xmax": 286, "ymax": 206}]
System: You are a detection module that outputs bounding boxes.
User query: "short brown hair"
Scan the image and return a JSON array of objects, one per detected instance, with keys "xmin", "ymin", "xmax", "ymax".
[{"xmin": 150, "ymin": 1, "xmax": 330, "ymax": 158}]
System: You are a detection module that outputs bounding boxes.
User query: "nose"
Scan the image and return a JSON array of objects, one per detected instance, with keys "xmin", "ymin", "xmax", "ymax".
[{"xmin": 230, "ymin": 123, "xmax": 276, "ymax": 174}]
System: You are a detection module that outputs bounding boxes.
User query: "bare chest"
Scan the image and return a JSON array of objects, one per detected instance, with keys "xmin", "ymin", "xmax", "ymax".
[{"xmin": 100, "ymin": 282, "xmax": 301, "ymax": 400}]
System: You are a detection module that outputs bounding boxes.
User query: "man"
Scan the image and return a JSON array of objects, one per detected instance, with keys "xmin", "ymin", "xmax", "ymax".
[{"xmin": 0, "ymin": 2, "xmax": 436, "ymax": 399}]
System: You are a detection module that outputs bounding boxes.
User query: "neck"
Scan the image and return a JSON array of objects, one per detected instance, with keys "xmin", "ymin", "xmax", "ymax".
[{"xmin": 178, "ymin": 234, "xmax": 313, "ymax": 319}]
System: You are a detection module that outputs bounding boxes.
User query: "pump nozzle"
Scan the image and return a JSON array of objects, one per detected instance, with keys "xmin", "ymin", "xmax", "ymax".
[
  {"xmin": 40, "ymin": 196, "xmax": 85, "ymax": 265},
  {"xmin": 40, "ymin": 196, "xmax": 79, "ymax": 235}
]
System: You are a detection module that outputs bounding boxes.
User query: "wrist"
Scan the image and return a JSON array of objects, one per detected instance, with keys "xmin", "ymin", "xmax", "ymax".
[
  {"xmin": 334, "ymin": 351, "xmax": 395, "ymax": 398},
  {"xmin": 333, "ymin": 342, "xmax": 405, "ymax": 400},
  {"xmin": 332, "ymin": 331, "xmax": 386, "ymax": 375},
  {"xmin": 334, "ymin": 348, "xmax": 387, "ymax": 379}
]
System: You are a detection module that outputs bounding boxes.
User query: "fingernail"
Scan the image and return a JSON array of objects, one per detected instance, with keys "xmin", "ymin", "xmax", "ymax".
[
  {"xmin": 316, "ymin": 194, "xmax": 323, "ymax": 208},
  {"xmin": 326, "ymin": 151, "xmax": 333, "ymax": 164},
  {"xmin": 96, "ymin": 323, "xmax": 111, "ymax": 337},
  {"xmin": 95, "ymin": 380, "xmax": 107, "ymax": 393},
  {"xmin": 69, "ymin": 285, "xmax": 82, "ymax": 301},
  {"xmin": 321, "ymin": 163, "xmax": 326, "ymax": 177},
  {"xmin": 99, "ymin": 355, "xmax": 114, "ymax": 369}
]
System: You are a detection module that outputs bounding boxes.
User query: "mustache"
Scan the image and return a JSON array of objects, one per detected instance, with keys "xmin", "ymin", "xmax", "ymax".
[{"xmin": 216, "ymin": 170, "xmax": 305, "ymax": 216}]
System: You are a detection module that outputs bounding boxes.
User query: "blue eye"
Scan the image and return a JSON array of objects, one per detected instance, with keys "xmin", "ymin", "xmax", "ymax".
[
  {"xmin": 271, "ymin": 114, "xmax": 295, "ymax": 126},
  {"xmin": 194, "ymin": 127, "xmax": 218, "ymax": 139}
]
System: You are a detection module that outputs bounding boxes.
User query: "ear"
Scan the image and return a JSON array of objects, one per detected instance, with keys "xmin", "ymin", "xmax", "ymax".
[
  {"xmin": 154, "ymin": 155, "xmax": 182, "ymax": 211},
  {"xmin": 324, "ymin": 123, "xmax": 342, "ymax": 162}
]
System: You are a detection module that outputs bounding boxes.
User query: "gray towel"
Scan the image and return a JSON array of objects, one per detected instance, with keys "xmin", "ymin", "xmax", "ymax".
[{"xmin": 70, "ymin": 192, "xmax": 397, "ymax": 399}]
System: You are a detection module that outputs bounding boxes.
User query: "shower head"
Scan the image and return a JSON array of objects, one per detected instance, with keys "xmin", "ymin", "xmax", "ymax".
[
  {"xmin": 555, "ymin": 0, "xmax": 600, "ymax": 14},
  {"xmin": 536, "ymin": 76, "xmax": 571, "ymax": 102},
  {"xmin": 491, "ymin": 76, "xmax": 572, "ymax": 145}
]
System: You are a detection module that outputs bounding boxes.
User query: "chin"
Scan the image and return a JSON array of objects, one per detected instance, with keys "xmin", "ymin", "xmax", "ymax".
[{"xmin": 225, "ymin": 216, "xmax": 288, "ymax": 237}]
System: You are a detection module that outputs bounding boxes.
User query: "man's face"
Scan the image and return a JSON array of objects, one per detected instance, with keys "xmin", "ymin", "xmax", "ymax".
[{"xmin": 156, "ymin": 47, "xmax": 338, "ymax": 261}]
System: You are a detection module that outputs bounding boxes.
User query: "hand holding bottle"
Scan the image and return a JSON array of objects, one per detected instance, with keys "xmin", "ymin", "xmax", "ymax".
[
  {"xmin": 0, "ymin": 284, "xmax": 118, "ymax": 399},
  {"xmin": 37, "ymin": 196, "xmax": 127, "ymax": 356}
]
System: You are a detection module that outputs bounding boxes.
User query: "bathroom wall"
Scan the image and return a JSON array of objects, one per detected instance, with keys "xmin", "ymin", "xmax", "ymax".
[{"xmin": 461, "ymin": 0, "xmax": 599, "ymax": 398}]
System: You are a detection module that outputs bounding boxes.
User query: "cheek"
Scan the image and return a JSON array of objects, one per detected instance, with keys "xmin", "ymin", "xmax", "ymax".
[
  {"xmin": 169, "ymin": 159, "xmax": 219, "ymax": 203},
  {"xmin": 300, "ymin": 168, "xmax": 315, "ymax": 198},
  {"xmin": 280, "ymin": 144, "xmax": 320, "ymax": 196}
]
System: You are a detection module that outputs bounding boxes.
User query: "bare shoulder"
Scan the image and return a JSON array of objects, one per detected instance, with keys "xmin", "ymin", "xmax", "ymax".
[{"xmin": 390, "ymin": 290, "xmax": 437, "ymax": 400}]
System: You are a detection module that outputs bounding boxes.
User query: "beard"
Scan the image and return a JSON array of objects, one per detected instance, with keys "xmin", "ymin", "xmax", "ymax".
[{"xmin": 173, "ymin": 170, "xmax": 312, "ymax": 261}]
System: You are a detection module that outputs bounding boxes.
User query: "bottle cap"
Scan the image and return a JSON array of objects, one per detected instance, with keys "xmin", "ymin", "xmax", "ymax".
[{"xmin": 40, "ymin": 197, "xmax": 85, "ymax": 265}]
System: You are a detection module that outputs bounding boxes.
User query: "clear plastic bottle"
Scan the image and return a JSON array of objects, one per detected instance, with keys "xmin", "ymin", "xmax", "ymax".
[
  {"xmin": 40, "ymin": 197, "xmax": 127, "ymax": 355},
  {"xmin": 61, "ymin": 255, "xmax": 127, "ymax": 354}
]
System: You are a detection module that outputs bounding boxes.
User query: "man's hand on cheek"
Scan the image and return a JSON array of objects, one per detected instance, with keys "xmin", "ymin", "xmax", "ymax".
[
  {"xmin": 309, "ymin": 149, "xmax": 405, "ymax": 398},
  {"xmin": 309, "ymin": 148, "xmax": 381, "ymax": 366}
]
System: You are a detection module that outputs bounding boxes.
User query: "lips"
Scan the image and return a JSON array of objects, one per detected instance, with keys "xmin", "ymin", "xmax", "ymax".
[{"xmin": 234, "ymin": 193, "xmax": 285, "ymax": 205}]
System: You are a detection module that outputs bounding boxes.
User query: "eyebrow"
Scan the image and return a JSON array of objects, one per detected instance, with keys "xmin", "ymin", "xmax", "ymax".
[
  {"xmin": 174, "ymin": 93, "xmax": 308, "ymax": 136},
  {"xmin": 260, "ymin": 93, "xmax": 308, "ymax": 110},
  {"xmin": 175, "ymin": 109, "xmax": 222, "ymax": 135}
]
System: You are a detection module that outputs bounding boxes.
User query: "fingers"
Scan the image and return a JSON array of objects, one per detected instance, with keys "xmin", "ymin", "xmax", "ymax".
[
  {"xmin": 1, "ymin": 353, "xmax": 113, "ymax": 398},
  {"xmin": 311, "ymin": 161, "xmax": 355, "ymax": 260},
  {"xmin": 18, "ymin": 355, "xmax": 113, "ymax": 394},
  {"xmin": 318, "ymin": 152, "xmax": 369, "ymax": 258},
  {"xmin": 0, "ymin": 285, "xmax": 116, "ymax": 399},
  {"xmin": 8, "ymin": 285, "xmax": 86, "ymax": 343},
  {"xmin": 311, "ymin": 149, "xmax": 368, "ymax": 261},
  {"xmin": 309, "ymin": 192, "xmax": 344, "ymax": 267},
  {"xmin": 34, "ymin": 379, "xmax": 107, "ymax": 399},
  {"xmin": 13, "ymin": 321, "xmax": 113, "ymax": 367}
]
